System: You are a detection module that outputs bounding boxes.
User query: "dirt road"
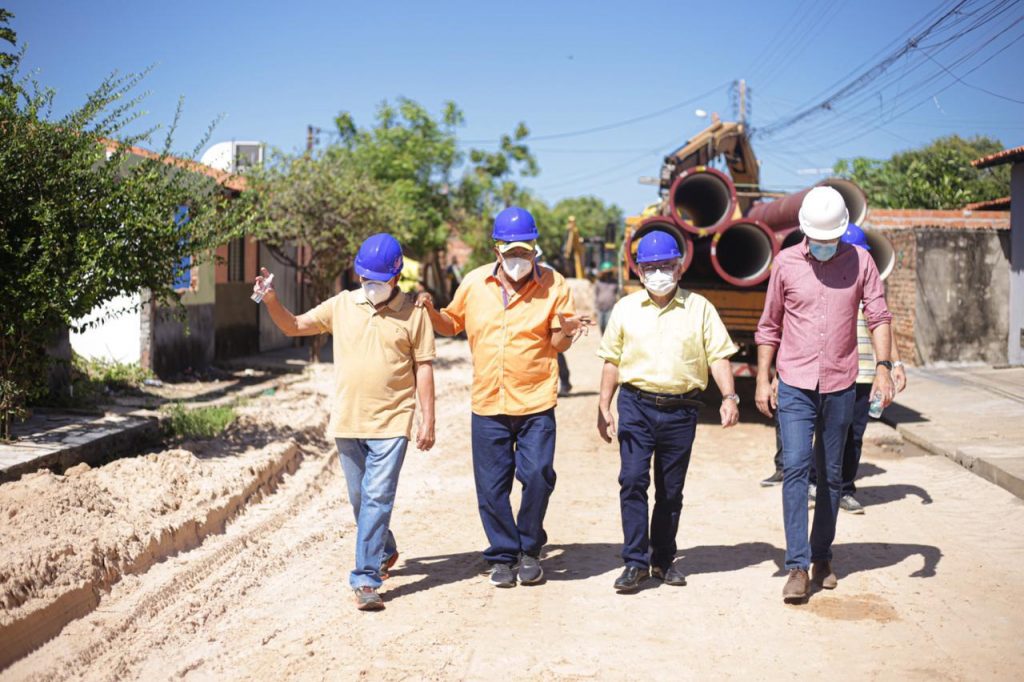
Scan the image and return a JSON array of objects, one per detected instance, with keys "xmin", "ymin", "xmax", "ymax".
[{"xmin": 3, "ymin": 331, "xmax": 1023, "ymax": 680}]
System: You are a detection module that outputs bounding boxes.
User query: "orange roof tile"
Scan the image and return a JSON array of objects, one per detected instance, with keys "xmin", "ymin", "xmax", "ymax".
[
  {"xmin": 102, "ymin": 139, "xmax": 247, "ymax": 192},
  {"xmin": 971, "ymin": 145, "xmax": 1024, "ymax": 169},
  {"xmin": 963, "ymin": 196, "xmax": 1010, "ymax": 211}
]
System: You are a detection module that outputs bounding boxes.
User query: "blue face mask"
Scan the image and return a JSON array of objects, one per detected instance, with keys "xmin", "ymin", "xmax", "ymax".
[{"xmin": 809, "ymin": 241, "xmax": 838, "ymax": 261}]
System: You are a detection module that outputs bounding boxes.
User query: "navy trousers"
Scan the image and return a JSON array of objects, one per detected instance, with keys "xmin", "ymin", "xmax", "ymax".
[
  {"xmin": 471, "ymin": 408, "xmax": 557, "ymax": 565},
  {"xmin": 616, "ymin": 388, "xmax": 698, "ymax": 570}
]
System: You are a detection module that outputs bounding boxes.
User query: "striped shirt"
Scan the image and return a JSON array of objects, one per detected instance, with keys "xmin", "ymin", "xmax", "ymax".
[{"xmin": 855, "ymin": 306, "xmax": 875, "ymax": 385}]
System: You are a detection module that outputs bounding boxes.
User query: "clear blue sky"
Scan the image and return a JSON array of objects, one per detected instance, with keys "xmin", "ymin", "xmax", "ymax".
[{"xmin": 8, "ymin": 0, "xmax": 1023, "ymax": 214}]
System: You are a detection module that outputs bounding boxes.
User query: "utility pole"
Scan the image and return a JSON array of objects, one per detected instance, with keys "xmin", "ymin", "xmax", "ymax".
[
  {"xmin": 738, "ymin": 79, "xmax": 747, "ymax": 127},
  {"xmin": 306, "ymin": 124, "xmax": 315, "ymax": 155}
]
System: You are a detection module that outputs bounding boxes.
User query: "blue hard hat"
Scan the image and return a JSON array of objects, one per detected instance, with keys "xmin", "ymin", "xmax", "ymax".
[
  {"xmin": 840, "ymin": 223, "xmax": 871, "ymax": 251},
  {"xmin": 636, "ymin": 230, "xmax": 682, "ymax": 263},
  {"xmin": 354, "ymin": 233, "xmax": 404, "ymax": 281},
  {"xmin": 492, "ymin": 206, "xmax": 539, "ymax": 242}
]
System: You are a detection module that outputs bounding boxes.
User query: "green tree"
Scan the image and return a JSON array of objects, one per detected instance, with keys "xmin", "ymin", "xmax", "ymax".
[
  {"xmin": 0, "ymin": 13, "xmax": 236, "ymax": 438},
  {"xmin": 225, "ymin": 147, "xmax": 407, "ymax": 360},
  {"xmin": 833, "ymin": 135, "xmax": 1010, "ymax": 209},
  {"xmin": 335, "ymin": 98, "xmax": 461, "ymax": 259},
  {"xmin": 544, "ymin": 195, "xmax": 623, "ymax": 264},
  {"xmin": 335, "ymin": 98, "xmax": 538, "ymax": 281}
]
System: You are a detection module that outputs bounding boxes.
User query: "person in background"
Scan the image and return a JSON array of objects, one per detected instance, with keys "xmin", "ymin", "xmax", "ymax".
[
  {"xmin": 805, "ymin": 223, "xmax": 907, "ymax": 513},
  {"xmin": 254, "ymin": 233, "xmax": 435, "ymax": 612},
  {"xmin": 594, "ymin": 261, "xmax": 619, "ymax": 334},
  {"xmin": 760, "ymin": 225, "xmax": 908, "ymax": 506}
]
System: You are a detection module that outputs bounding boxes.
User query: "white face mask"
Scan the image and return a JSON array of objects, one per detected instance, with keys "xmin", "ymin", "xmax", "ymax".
[
  {"xmin": 641, "ymin": 266, "xmax": 678, "ymax": 296},
  {"xmin": 501, "ymin": 256, "xmax": 533, "ymax": 282},
  {"xmin": 362, "ymin": 281, "xmax": 393, "ymax": 306}
]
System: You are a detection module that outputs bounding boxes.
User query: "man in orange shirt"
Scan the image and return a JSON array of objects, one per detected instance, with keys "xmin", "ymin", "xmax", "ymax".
[{"xmin": 418, "ymin": 206, "xmax": 587, "ymax": 588}]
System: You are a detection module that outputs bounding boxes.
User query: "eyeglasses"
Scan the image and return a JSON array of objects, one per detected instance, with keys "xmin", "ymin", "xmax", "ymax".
[{"xmin": 639, "ymin": 262, "xmax": 678, "ymax": 276}]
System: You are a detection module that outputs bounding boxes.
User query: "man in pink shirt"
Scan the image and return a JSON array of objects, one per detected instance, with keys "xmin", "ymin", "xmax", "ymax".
[{"xmin": 755, "ymin": 187, "xmax": 895, "ymax": 603}]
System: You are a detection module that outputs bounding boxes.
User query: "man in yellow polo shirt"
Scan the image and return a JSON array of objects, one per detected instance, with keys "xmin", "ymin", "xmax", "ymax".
[
  {"xmin": 254, "ymin": 233, "xmax": 435, "ymax": 612},
  {"xmin": 417, "ymin": 206, "xmax": 586, "ymax": 588},
  {"xmin": 597, "ymin": 230, "xmax": 739, "ymax": 593}
]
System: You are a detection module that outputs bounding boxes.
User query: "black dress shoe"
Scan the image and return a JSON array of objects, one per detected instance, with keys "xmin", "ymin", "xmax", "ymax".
[
  {"xmin": 651, "ymin": 564, "xmax": 687, "ymax": 586},
  {"xmin": 613, "ymin": 566, "xmax": 649, "ymax": 592}
]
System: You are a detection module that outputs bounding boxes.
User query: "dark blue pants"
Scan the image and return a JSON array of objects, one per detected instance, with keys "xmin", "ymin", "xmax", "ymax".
[
  {"xmin": 778, "ymin": 379, "xmax": 855, "ymax": 570},
  {"xmin": 810, "ymin": 383, "xmax": 873, "ymax": 495},
  {"xmin": 617, "ymin": 388, "xmax": 698, "ymax": 569},
  {"xmin": 471, "ymin": 408, "xmax": 557, "ymax": 565}
]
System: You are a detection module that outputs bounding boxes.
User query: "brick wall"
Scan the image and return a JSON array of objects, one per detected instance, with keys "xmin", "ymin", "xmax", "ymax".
[
  {"xmin": 863, "ymin": 208, "xmax": 1009, "ymax": 367},
  {"xmin": 866, "ymin": 209, "xmax": 1009, "ymax": 231},
  {"xmin": 880, "ymin": 229, "xmax": 919, "ymax": 365}
]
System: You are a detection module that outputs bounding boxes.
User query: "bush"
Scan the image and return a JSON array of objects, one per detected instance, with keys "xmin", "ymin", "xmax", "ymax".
[{"xmin": 163, "ymin": 403, "xmax": 236, "ymax": 439}]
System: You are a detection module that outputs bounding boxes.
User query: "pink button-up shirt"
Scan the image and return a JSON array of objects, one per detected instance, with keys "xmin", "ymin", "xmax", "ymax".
[{"xmin": 755, "ymin": 240, "xmax": 892, "ymax": 393}]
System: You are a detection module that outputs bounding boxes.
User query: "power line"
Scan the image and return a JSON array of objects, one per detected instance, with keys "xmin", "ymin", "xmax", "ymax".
[
  {"xmin": 757, "ymin": 3, "xmax": 1023, "ymax": 148},
  {"xmin": 918, "ymin": 45, "xmax": 1024, "ymax": 103},
  {"xmin": 756, "ymin": 0, "xmax": 973, "ymax": 137}
]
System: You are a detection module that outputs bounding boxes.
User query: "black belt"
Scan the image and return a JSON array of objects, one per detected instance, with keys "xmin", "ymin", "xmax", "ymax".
[{"xmin": 622, "ymin": 383, "xmax": 704, "ymax": 409}]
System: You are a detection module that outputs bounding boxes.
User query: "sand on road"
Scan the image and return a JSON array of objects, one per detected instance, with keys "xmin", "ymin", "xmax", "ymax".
[{"xmin": 3, "ymin": 331, "xmax": 1023, "ymax": 681}]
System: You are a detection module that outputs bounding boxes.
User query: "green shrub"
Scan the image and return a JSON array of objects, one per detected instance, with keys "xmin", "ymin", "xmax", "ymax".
[{"xmin": 163, "ymin": 403, "xmax": 236, "ymax": 439}]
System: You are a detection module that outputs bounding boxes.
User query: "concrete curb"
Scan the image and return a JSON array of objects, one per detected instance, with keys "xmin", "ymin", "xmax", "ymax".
[
  {"xmin": 882, "ymin": 415, "xmax": 1024, "ymax": 501},
  {"xmin": 0, "ymin": 374, "xmax": 307, "ymax": 485}
]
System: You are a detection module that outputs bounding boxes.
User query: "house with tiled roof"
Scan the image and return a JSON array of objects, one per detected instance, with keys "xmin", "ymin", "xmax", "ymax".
[
  {"xmin": 71, "ymin": 141, "xmax": 304, "ymax": 377},
  {"xmin": 971, "ymin": 145, "xmax": 1024, "ymax": 365}
]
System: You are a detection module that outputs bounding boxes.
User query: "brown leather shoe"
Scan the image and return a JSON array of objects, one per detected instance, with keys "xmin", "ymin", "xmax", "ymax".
[
  {"xmin": 782, "ymin": 568, "xmax": 809, "ymax": 603},
  {"xmin": 812, "ymin": 560, "xmax": 838, "ymax": 589}
]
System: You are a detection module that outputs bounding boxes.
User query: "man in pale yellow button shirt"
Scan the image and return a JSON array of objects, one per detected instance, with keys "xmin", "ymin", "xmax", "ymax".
[{"xmin": 596, "ymin": 230, "xmax": 739, "ymax": 593}]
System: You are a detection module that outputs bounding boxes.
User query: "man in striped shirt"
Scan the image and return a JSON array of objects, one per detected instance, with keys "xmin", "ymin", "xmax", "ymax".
[{"xmin": 807, "ymin": 224, "xmax": 908, "ymax": 514}]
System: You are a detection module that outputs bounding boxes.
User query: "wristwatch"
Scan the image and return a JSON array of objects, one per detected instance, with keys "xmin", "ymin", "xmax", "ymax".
[
  {"xmin": 722, "ymin": 393, "xmax": 740, "ymax": 404},
  {"xmin": 893, "ymin": 361, "xmax": 905, "ymax": 368},
  {"xmin": 876, "ymin": 360, "xmax": 894, "ymax": 371}
]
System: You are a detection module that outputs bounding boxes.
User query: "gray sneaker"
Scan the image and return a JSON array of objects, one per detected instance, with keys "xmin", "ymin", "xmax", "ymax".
[
  {"xmin": 353, "ymin": 586, "xmax": 384, "ymax": 611},
  {"xmin": 489, "ymin": 562, "xmax": 516, "ymax": 588},
  {"xmin": 518, "ymin": 554, "xmax": 544, "ymax": 585},
  {"xmin": 808, "ymin": 483, "xmax": 816, "ymax": 509},
  {"xmin": 840, "ymin": 494, "xmax": 865, "ymax": 514}
]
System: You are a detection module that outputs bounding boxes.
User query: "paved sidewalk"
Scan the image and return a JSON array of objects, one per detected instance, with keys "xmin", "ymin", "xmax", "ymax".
[
  {"xmin": 883, "ymin": 365, "xmax": 1024, "ymax": 499},
  {"xmin": 0, "ymin": 370, "xmax": 302, "ymax": 484}
]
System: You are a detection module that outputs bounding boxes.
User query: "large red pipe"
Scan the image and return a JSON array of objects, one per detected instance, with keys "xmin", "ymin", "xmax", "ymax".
[
  {"xmin": 863, "ymin": 229, "xmax": 895, "ymax": 281},
  {"xmin": 625, "ymin": 217, "xmax": 694, "ymax": 278},
  {"xmin": 747, "ymin": 178, "xmax": 868, "ymax": 232},
  {"xmin": 667, "ymin": 167, "xmax": 737, "ymax": 236},
  {"xmin": 710, "ymin": 219, "xmax": 778, "ymax": 287}
]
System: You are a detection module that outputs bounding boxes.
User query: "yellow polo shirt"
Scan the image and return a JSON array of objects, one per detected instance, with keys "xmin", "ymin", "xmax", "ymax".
[
  {"xmin": 440, "ymin": 263, "xmax": 575, "ymax": 416},
  {"xmin": 309, "ymin": 289, "xmax": 435, "ymax": 439},
  {"xmin": 597, "ymin": 288, "xmax": 738, "ymax": 394}
]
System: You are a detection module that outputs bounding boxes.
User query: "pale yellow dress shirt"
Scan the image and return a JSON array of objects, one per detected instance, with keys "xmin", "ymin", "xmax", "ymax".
[{"xmin": 597, "ymin": 288, "xmax": 738, "ymax": 395}]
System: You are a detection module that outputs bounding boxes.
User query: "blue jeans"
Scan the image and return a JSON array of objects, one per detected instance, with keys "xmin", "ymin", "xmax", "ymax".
[
  {"xmin": 471, "ymin": 409, "xmax": 557, "ymax": 565},
  {"xmin": 617, "ymin": 388, "xmax": 697, "ymax": 569},
  {"xmin": 335, "ymin": 437, "xmax": 408, "ymax": 589},
  {"xmin": 810, "ymin": 383, "xmax": 873, "ymax": 495},
  {"xmin": 778, "ymin": 380, "xmax": 855, "ymax": 570}
]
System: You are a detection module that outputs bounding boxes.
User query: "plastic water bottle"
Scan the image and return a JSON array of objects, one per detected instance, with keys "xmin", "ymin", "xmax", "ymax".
[
  {"xmin": 868, "ymin": 391, "xmax": 884, "ymax": 419},
  {"xmin": 251, "ymin": 273, "xmax": 274, "ymax": 303}
]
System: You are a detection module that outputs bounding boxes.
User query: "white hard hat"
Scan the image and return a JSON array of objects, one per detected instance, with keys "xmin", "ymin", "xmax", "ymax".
[{"xmin": 798, "ymin": 186, "xmax": 849, "ymax": 240}]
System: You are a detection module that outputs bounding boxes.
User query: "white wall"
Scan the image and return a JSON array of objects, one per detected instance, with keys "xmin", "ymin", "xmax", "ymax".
[
  {"xmin": 1011, "ymin": 162, "xmax": 1024, "ymax": 366},
  {"xmin": 70, "ymin": 293, "xmax": 142, "ymax": 364}
]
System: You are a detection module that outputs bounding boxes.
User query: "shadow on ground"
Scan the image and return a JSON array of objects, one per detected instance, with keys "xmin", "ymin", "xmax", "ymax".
[
  {"xmin": 856, "ymin": 483, "xmax": 934, "ymax": 507},
  {"xmin": 383, "ymin": 538, "xmax": 941, "ymax": 600}
]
